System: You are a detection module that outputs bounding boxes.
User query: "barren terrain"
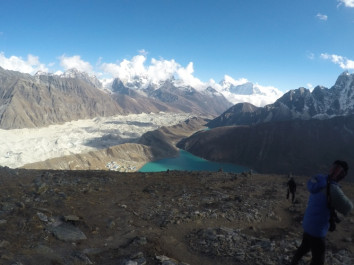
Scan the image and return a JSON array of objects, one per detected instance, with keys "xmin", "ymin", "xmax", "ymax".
[
  {"xmin": 0, "ymin": 167, "xmax": 353, "ymax": 265},
  {"xmin": 0, "ymin": 112, "xmax": 195, "ymax": 169}
]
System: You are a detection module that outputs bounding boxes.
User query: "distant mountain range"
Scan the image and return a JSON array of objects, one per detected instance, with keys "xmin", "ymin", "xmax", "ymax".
[
  {"xmin": 178, "ymin": 72, "xmax": 354, "ymax": 176},
  {"xmin": 208, "ymin": 72, "xmax": 354, "ymax": 128},
  {"xmin": 0, "ymin": 67, "xmax": 125, "ymax": 129},
  {"xmin": 0, "ymin": 67, "xmax": 232, "ymax": 129},
  {"xmin": 2, "ymin": 65, "xmax": 353, "ymax": 176},
  {"xmin": 111, "ymin": 77, "xmax": 231, "ymax": 115},
  {"xmin": 0, "ymin": 65, "xmax": 286, "ymax": 129},
  {"xmin": 217, "ymin": 75, "xmax": 283, "ymax": 106}
]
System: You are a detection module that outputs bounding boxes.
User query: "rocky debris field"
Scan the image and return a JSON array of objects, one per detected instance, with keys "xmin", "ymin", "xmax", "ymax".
[
  {"xmin": 0, "ymin": 167, "xmax": 353, "ymax": 265},
  {"xmin": 0, "ymin": 112, "xmax": 195, "ymax": 169}
]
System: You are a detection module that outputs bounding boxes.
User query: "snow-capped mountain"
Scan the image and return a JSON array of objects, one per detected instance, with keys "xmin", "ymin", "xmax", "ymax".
[
  {"xmin": 111, "ymin": 77, "xmax": 233, "ymax": 115},
  {"xmin": 34, "ymin": 68, "xmax": 233, "ymax": 116},
  {"xmin": 276, "ymin": 71, "xmax": 354, "ymax": 118},
  {"xmin": 107, "ymin": 73, "xmax": 283, "ymax": 107},
  {"xmin": 35, "ymin": 68, "xmax": 103, "ymax": 89},
  {"xmin": 331, "ymin": 71, "xmax": 354, "ymax": 113},
  {"xmin": 216, "ymin": 75, "xmax": 283, "ymax": 107},
  {"xmin": 208, "ymin": 71, "xmax": 354, "ymax": 128},
  {"xmin": 0, "ymin": 67, "xmax": 233, "ymax": 129}
]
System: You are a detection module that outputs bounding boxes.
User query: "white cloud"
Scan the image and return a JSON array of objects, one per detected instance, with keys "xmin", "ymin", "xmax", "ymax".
[
  {"xmin": 148, "ymin": 58, "xmax": 179, "ymax": 83},
  {"xmin": 59, "ymin": 54, "xmax": 94, "ymax": 74},
  {"xmin": 0, "ymin": 52, "xmax": 48, "ymax": 74},
  {"xmin": 307, "ymin": 83, "xmax": 314, "ymax": 91},
  {"xmin": 321, "ymin": 53, "xmax": 354, "ymax": 69},
  {"xmin": 307, "ymin": 52, "xmax": 315, "ymax": 60},
  {"xmin": 316, "ymin": 13, "xmax": 328, "ymax": 21},
  {"xmin": 100, "ymin": 55, "xmax": 205, "ymax": 89},
  {"xmin": 100, "ymin": 55, "xmax": 147, "ymax": 81},
  {"xmin": 175, "ymin": 62, "xmax": 205, "ymax": 90},
  {"xmin": 338, "ymin": 0, "xmax": 354, "ymax": 8},
  {"xmin": 0, "ymin": 51, "xmax": 282, "ymax": 106},
  {"xmin": 222, "ymin": 75, "xmax": 249, "ymax": 86},
  {"xmin": 54, "ymin": 70, "xmax": 63, "ymax": 75}
]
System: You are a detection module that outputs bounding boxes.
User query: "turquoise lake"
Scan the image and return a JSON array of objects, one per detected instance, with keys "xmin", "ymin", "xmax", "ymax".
[{"xmin": 139, "ymin": 149, "xmax": 248, "ymax": 173}]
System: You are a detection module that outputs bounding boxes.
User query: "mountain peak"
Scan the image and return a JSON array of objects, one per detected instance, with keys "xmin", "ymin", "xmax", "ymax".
[
  {"xmin": 34, "ymin": 70, "xmax": 54, "ymax": 77},
  {"xmin": 62, "ymin": 68, "xmax": 89, "ymax": 78},
  {"xmin": 339, "ymin": 70, "xmax": 350, "ymax": 77},
  {"xmin": 234, "ymin": 102, "xmax": 259, "ymax": 113},
  {"xmin": 59, "ymin": 68, "xmax": 102, "ymax": 88},
  {"xmin": 219, "ymin": 75, "xmax": 248, "ymax": 88}
]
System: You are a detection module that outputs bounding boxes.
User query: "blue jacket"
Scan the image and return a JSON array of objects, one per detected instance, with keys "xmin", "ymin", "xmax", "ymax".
[
  {"xmin": 302, "ymin": 174, "xmax": 353, "ymax": 238},
  {"xmin": 302, "ymin": 174, "xmax": 330, "ymax": 238}
]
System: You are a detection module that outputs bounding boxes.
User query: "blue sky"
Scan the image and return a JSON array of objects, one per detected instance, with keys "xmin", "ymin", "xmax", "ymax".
[{"xmin": 0, "ymin": 0, "xmax": 354, "ymax": 92}]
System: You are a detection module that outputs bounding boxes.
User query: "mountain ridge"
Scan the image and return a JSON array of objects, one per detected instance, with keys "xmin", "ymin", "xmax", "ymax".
[
  {"xmin": 0, "ymin": 68, "xmax": 125, "ymax": 129},
  {"xmin": 178, "ymin": 114, "xmax": 354, "ymax": 177},
  {"xmin": 0, "ymin": 67, "xmax": 230, "ymax": 129},
  {"xmin": 208, "ymin": 72, "xmax": 354, "ymax": 128}
]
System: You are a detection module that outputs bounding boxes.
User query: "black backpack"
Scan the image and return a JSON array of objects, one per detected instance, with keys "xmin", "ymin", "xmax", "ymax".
[{"xmin": 327, "ymin": 178, "xmax": 341, "ymax": 232}]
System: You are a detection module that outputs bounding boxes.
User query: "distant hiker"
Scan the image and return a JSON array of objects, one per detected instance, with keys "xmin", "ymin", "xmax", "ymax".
[
  {"xmin": 290, "ymin": 160, "xmax": 353, "ymax": 265},
  {"xmin": 287, "ymin": 175, "xmax": 296, "ymax": 203}
]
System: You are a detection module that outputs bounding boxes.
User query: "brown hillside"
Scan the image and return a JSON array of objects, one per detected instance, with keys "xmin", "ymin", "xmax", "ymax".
[{"xmin": 178, "ymin": 115, "xmax": 354, "ymax": 178}]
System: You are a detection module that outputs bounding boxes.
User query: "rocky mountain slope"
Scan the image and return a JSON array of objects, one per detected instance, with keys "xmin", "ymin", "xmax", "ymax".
[
  {"xmin": 208, "ymin": 72, "xmax": 354, "ymax": 128},
  {"xmin": 0, "ymin": 167, "xmax": 353, "ymax": 265},
  {"xmin": 112, "ymin": 78, "xmax": 232, "ymax": 116},
  {"xmin": 178, "ymin": 115, "xmax": 354, "ymax": 177},
  {"xmin": 0, "ymin": 67, "xmax": 231, "ymax": 129},
  {"xmin": 0, "ymin": 67, "xmax": 125, "ymax": 129}
]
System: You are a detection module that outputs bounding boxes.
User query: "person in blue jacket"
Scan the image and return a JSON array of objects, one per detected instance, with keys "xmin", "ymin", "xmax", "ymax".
[{"xmin": 290, "ymin": 160, "xmax": 353, "ymax": 265}]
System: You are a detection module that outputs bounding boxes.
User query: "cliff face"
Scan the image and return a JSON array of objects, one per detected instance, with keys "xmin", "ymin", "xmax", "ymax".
[
  {"xmin": 0, "ymin": 68, "xmax": 124, "ymax": 129},
  {"xmin": 178, "ymin": 115, "xmax": 354, "ymax": 177}
]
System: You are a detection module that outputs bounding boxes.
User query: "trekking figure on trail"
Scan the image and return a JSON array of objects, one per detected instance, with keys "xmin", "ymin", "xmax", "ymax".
[
  {"xmin": 290, "ymin": 160, "xmax": 353, "ymax": 265},
  {"xmin": 287, "ymin": 175, "xmax": 297, "ymax": 203}
]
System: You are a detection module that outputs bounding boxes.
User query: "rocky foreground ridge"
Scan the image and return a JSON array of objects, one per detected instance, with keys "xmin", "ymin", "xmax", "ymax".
[{"xmin": 0, "ymin": 167, "xmax": 353, "ymax": 265}]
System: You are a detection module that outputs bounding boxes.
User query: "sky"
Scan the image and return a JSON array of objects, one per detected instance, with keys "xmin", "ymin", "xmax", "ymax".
[{"xmin": 0, "ymin": 0, "xmax": 354, "ymax": 92}]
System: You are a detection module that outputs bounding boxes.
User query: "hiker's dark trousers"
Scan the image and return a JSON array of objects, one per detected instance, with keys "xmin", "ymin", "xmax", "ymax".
[
  {"xmin": 287, "ymin": 189, "xmax": 295, "ymax": 203},
  {"xmin": 291, "ymin": 232, "xmax": 325, "ymax": 265}
]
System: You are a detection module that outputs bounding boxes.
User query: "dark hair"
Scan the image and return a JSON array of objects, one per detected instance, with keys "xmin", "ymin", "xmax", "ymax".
[{"xmin": 333, "ymin": 160, "xmax": 349, "ymax": 174}]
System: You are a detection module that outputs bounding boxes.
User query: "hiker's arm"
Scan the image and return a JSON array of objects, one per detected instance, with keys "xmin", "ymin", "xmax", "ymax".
[
  {"xmin": 330, "ymin": 185, "xmax": 353, "ymax": 216},
  {"xmin": 307, "ymin": 175, "xmax": 326, "ymax": 193}
]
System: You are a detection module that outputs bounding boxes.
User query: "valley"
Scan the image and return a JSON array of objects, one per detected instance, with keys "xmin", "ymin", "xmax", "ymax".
[
  {"xmin": 0, "ymin": 112, "xmax": 198, "ymax": 169},
  {"xmin": 1, "ymin": 2, "xmax": 354, "ymax": 264}
]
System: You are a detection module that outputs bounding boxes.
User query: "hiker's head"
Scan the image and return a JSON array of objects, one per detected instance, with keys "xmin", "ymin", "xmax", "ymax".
[{"xmin": 329, "ymin": 160, "xmax": 348, "ymax": 182}]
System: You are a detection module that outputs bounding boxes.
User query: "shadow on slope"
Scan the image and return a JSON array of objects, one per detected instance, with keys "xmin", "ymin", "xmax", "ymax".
[{"xmin": 178, "ymin": 115, "xmax": 354, "ymax": 179}]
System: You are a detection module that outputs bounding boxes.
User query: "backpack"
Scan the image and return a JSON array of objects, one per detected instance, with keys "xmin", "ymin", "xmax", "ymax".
[{"xmin": 327, "ymin": 178, "xmax": 341, "ymax": 232}]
